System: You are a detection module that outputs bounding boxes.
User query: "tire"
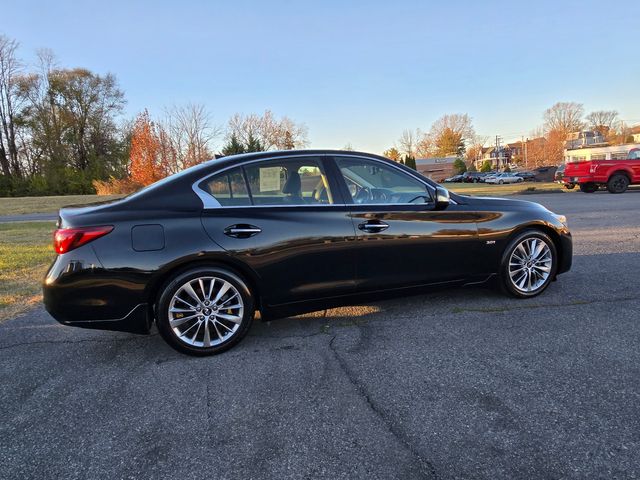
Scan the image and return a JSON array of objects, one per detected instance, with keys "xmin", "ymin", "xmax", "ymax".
[
  {"xmin": 579, "ymin": 182, "xmax": 598, "ymax": 193},
  {"xmin": 565, "ymin": 183, "xmax": 575, "ymax": 190},
  {"xmin": 517, "ymin": 178, "xmax": 524, "ymax": 183},
  {"xmin": 500, "ymin": 230, "xmax": 557, "ymax": 298},
  {"xmin": 498, "ymin": 180, "xmax": 504, "ymax": 184},
  {"xmin": 607, "ymin": 174, "xmax": 629, "ymax": 194},
  {"xmin": 156, "ymin": 266, "xmax": 254, "ymax": 356}
]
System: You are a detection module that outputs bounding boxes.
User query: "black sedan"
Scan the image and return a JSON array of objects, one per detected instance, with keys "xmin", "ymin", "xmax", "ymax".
[{"xmin": 43, "ymin": 150, "xmax": 572, "ymax": 355}]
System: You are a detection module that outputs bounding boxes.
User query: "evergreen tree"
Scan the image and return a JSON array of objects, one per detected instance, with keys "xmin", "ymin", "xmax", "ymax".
[
  {"xmin": 480, "ymin": 160, "xmax": 492, "ymax": 172},
  {"xmin": 403, "ymin": 155, "xmax": 416, "ymax": 170},
  {"xmin": 245, "ymin": 133, "xmax": 264, "ymax": 153},
  {"xmin": 453, "ymin": 158, "xmax": 467, "ymax": 174},
  {"xmin": 221, "ymin": 134, "xmax": 246, "ymax": 156}
]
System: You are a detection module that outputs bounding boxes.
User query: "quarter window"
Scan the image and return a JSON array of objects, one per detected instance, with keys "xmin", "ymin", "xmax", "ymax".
[
  {"xmin": 243, "ymin": 158, "xmax": 333, "ymax": 206},
  {"xmin": 336, "ymin": 157, "xmax": 431, "ymax": 204},
  {"xmin": 201, "ymin": 167, "xmax": 251, "ymax": 207}
]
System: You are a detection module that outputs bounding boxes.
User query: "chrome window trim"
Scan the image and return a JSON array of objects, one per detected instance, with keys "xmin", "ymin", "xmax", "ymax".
[{"xmin": 192, "ymin": 153, "xmax": 457, "ymax": 209}]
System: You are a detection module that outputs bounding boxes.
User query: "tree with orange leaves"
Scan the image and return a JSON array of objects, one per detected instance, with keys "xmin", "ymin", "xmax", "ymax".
[{"xmin": 129, "ymin": 110, "xmax": 164, "ymax": 186}]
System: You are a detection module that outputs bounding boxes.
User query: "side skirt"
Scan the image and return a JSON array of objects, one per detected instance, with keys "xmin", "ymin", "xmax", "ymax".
[{"xmin": 260, "ymin": 274, "xmax": 496, "ymax": 321}]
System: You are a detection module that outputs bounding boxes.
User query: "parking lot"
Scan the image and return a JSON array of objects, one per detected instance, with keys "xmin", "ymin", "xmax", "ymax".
[{"xmin": 1, "ymin": 191, "xmax": 639, "ymax": 480}]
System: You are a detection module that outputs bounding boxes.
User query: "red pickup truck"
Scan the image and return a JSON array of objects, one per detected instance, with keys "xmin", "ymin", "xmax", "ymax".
[{"xmin": 563, "ymin": 146, "xmax": 640, "ymax": 193}]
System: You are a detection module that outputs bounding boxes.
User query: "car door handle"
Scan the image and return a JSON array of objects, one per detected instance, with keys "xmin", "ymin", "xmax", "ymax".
[
  {"xmin": 224, "ymin": 224, "xmax": 262, "ymax": 238},
  {"xmin": 358, "ymin": 220, "xmax": 389, "ymax": 233}
]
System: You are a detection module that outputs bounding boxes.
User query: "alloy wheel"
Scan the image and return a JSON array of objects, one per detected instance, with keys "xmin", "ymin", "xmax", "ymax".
[
  {"xmin": 168, "ymin": 276, "xmax": 244, "ymax": 347},
  {"xmin": 508, "ymin": 237, "xmax": 553, "ymax": 293}
]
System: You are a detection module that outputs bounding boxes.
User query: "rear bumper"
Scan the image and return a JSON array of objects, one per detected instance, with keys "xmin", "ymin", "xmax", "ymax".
[
  {"xmin": 45, "ymin": 302, "xmax": 152, "ymax": 334},
  {"xmin": 42, "ymin": 245, "xmax": 152, "ymax": 334},
  {"xmin": 563, "ymin": 175, "xmax": 599, "ymax": 184}
]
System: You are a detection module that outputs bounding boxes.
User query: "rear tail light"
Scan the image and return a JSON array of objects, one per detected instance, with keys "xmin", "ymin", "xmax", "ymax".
[{"xmin": 54, "ymin": 226, "xmax": 114, "ymax": 254}]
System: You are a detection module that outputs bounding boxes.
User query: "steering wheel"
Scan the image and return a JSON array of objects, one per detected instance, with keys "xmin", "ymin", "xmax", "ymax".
[
  {"xmin": 354, "ymin": 187, "xmax": 372, "ymax": 204},
  {"xmin": 407, "ymin": 195, "xmax": 429, "ymax": 204},
  {"xmin": 371, "ymin": 189, "xmax": 389, "ymax": 203}
]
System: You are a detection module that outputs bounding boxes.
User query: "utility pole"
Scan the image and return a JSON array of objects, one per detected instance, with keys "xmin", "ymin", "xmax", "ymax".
[
  {"xmin": 522, "ymin": 135, "xmax": 528, "ymax": 169},
  {"xmin": 495, "ymin": 135, "xmax": 502, "ymax": 170}
]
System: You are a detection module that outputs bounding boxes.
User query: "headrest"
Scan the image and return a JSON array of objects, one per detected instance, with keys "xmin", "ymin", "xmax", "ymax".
[{"xmin": 282, "ymin": 171, "xmax": 302, "ymax": 194}]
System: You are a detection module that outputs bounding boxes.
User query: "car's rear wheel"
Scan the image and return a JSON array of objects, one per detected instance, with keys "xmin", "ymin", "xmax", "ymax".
[
  {"xmin": 501, "ymin": 230, "xmax": 557, "ymax": 298},
  {"xmin": 156, "ymin": 266, "xmax": 254, "ymax": 355},
  {"xmin": 579, "ymin": 182, "xmax": 598, "ymax": 193},
  {"xmin": 607, "ymin": 174, "xmax": 629, "ymax": 194}
]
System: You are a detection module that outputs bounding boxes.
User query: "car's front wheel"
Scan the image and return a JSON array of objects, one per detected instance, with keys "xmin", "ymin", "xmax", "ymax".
[
  {"xmin": 501, "ymin": 230, "xmax": 557, "ymax": 298},
  {"xmin": 156, "ymin": 266, "xmax": 254, "ymax": 355}
]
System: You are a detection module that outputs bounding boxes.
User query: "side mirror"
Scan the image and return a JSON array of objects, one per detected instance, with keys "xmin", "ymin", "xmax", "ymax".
[{"xmin": 434, "ymin": 186, "xmax": 450, "ymax": 210}]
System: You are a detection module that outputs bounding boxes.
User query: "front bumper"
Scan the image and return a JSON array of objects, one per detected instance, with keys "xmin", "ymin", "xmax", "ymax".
[{"xmin": 557, "ymin": 230, "xmax": 572, "ymax": 274}]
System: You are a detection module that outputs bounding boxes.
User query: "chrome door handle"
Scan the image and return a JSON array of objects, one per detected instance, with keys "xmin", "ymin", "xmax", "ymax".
[
  {"xmin": 358, "ymin": 220, "xmax": 389, "ymax": 233},
  {"xmin": 224, "ymin": 224, "xmax": 262, "ymax": 238}
]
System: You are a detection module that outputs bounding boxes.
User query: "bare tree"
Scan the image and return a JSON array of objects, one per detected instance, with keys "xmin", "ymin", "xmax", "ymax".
[
  {"xmin": 397, "ymin": 129, "xmax": 418, "ymax": 158},
  {"xmin": 465, "ymin": 135, "xmax": 489, "ymax": 165},
  {"xmin": 428, "ymin": 114, "xmax": 475, "ymax": 143},
  {"xmin": 0, "ymin": 35, "xmax": 23, "ymax": 177},
  {"xmin": 543, "ymin": 102, "xmax": 584, "ymax": 135},
  {"xmin": 424, "ymin": 114, "xmax": 476, "ymax": 157},
  {"xmin": 226, "ymin": 110, "xmax": 308, "ymax": 151},
  {"xmin": 158, "ymin": 103, "xmax": 222, "ymax": 173},
  {"xmin": 585, "ymin": 110, "xmax": 619, "ymax": 135}
]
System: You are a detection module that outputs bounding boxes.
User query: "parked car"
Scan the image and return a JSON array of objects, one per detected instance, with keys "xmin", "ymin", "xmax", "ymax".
[
  {"xmin": 555, "ymin": 164, "xmax": 575, "ymax": 189},
  {"xmin": 564, "ymin": 147, "xmax": 640, "ymax": 193},
  {"xmin": 515, "ymin": 171, "xmax": 536, "ymax": 182},
  {"xmin": 481, "ymin": 172, "xmax": 499, "ymax": 182},
  {"xmin": 43, "ymin": 150, "xmax": 572, "ymax": 355},
  {"xmin": 461, "ymin": 172, "xmax": 485, "ymax": 183},
  {"xmin": 484, "ymin": 173, "xmax": 524, "ymax": 184},
  {"xmin": 443, "ymin": 174, "xmax": 464, "ymax": 183}
]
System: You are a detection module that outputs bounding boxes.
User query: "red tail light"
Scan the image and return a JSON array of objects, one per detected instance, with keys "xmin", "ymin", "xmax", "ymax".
[{"xmin": 54, "ymin": 226, "xmax": 114, "ymax": 254}]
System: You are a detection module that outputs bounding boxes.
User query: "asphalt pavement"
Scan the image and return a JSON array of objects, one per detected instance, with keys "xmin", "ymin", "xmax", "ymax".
[{"xmin": 1, "ymin": 190, "xmax": 639, "ymax": 479}]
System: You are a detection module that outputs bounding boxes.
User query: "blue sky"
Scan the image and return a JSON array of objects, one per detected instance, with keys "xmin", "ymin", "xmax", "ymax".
[{"xmin": 5, "ymin": 0, "xmax": 640, "ymax": 152}]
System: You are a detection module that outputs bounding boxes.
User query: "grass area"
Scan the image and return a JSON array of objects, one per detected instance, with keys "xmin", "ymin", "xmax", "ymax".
[
  {"xmin": 447, "ymin": 181, "xmax": 567, "ymax": 196},
  {"xmin": 0, "ymin": 222, "xmax": 55, "ymax": 321},
  {"xmin": 0, "ymin": 194, "xmax": 124, "ymax": 216}
]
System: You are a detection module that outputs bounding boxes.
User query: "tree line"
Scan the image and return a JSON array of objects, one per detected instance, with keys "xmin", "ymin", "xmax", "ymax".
[
  {"xmin": 2, "ymin": 33, "xmax": 637, "ymax": 196},
  {"xmin": 385, "ymin": 103, "xmax": 635, "ymax": 174},
  {"xmin": 0, "ymin": 34, "xmax": 309, "ymax": 196}
]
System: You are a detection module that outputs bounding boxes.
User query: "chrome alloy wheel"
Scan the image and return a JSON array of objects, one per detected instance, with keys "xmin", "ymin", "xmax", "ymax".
[
  {"xmin": 168, "ymin": 276, "xmax": 244, "ymax": 347},
  {"xmin": 508, "ymin": 237, "xmax": 553, "ymax": 293}
]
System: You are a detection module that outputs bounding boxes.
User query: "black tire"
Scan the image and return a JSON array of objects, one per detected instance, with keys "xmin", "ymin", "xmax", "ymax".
[
  {"xmin": 156, "ymin": 266, "xmax": 254, "ymax": 356},
  {"xmin": 607, "ymin": 174, "xmax": 629, "ymax": 194},
  {"xmin": 500, "ymin": 230, "xmax": 558, "ymax": 298},
  {"xmin": 498, "ymin": 180, "xmax": 504, "ymax": 184},
  {"xmin": 565, "ymin": 183, "xmax": 576, "ymax": 190},
  {"xmin": 579, "ymin": 182, "xmax": 598, "ymax": 193}
]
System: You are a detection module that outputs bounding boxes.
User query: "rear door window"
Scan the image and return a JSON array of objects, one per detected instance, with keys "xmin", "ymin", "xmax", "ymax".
[
  {"xmin": 201, "ymin": 167, "xmax": 251, "ymax": 207},
  {"xmin": 243, "ymin": 158, "xmax": 334, "ymax": 206}
]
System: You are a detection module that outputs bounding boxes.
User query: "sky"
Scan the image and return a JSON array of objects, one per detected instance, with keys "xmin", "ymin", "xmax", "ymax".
[{"xmin": 4, "ymin": 0, "xmax": 640, "ymax": 153}]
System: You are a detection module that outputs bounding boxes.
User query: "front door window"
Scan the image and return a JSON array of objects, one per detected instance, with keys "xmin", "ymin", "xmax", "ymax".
[{"xmin": 336, "ymin": 157, "xmax": 431, "ymax": 204}]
